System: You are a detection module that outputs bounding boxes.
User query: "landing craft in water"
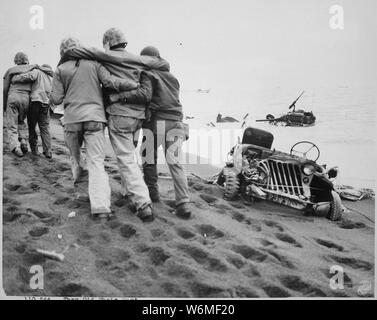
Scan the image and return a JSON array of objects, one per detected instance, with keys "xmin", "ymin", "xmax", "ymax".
[{"xmin": 256, "ymin": 91, "xmax": 316, "ymax": 127}]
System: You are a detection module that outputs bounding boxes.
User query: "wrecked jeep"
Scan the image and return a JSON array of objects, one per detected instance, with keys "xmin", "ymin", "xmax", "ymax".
[{"xmin": 217, "ymin": 127, "xmax": 343, "ymax": 221}]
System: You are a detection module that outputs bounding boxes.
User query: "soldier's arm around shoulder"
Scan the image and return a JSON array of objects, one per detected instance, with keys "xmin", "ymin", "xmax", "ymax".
[
  {"xmin": 109, "ymin": 71, "xmax": 153, "ymax": 105},
  {"xmin": 11, "ymin": 69, "xmax": 38, "ymax": 84},
  {"xmin": 49, "ymin": 68, "xmax": 65, "ymax": 106},
  {"xmin": 96, "ymin": 62, "xmax": 138, "ymax": 91}
]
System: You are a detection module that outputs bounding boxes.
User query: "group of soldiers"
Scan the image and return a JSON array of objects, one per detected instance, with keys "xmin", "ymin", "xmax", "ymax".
[{"xmin": 3, "ymin": 27, "xmax": 191, "ymax": 222}]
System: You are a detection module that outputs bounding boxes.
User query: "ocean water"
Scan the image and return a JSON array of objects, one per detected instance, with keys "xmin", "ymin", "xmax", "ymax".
[{"xmin": 180, "ymin": 86, "xmax": 376, "ymax": 189}]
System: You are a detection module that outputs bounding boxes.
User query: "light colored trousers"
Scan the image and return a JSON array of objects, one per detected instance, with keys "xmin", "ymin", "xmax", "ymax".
[
  {"xmin": 108, "ymin": 115, "xmax": 151, "ymax": 211},
  {"xmin": 64, "ymin": 121, "xmax": 111, "ymax": 214},
  {"xmin": 142, "ymin": 119, "xmax": 190, "ymax": 206},
  {"xmin": 6, "ymin": 92, "xmax": 29, "ymax": 150}
]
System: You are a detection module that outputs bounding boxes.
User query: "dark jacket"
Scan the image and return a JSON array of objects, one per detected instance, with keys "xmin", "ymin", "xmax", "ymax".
[
  {"xmin": 109, "ymin": 70, "xmax": 183, "ymax": 122},
  {"xmin": 146, "ymin": 69, "xmax": 183, "ymax": 121}
]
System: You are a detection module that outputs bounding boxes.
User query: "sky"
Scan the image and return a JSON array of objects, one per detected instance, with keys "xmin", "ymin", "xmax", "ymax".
[{"xmin": 0, "ymin": 0, "xmax": 376, "ymax": 94}]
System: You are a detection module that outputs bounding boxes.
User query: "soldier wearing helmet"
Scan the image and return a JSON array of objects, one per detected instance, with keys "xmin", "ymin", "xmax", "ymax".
[
  {"xmin": 50, "ymin": 37, "xmax": 138, "ymax": 219},
  {"xmin": 109, "ymin": 46, "xmax": 191, "ymax": 219},
  {"xmin": 102, "ymin": 28, "xmax": 127, "ymax": 51},
  {"xmin": 3, "ymin": 52, "xmax": 33, "ymax": 157},
  {"xmin": 58, "ymin": 28, "xmax": 173, "ymax": 222},
  {"xmin": 99, "ymin": 28, "xmax": 155, "ymax": 222}
]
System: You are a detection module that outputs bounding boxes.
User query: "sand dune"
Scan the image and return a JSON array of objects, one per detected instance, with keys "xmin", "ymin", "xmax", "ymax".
[{"xmin": 2, "ymin": 121, "xmax": 375, "ymax": 298}]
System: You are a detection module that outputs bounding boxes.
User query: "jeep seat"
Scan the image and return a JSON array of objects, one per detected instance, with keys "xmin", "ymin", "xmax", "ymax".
[{"xmin": 242, "ymin": 127, "xmax": 274, "ymax": 149}]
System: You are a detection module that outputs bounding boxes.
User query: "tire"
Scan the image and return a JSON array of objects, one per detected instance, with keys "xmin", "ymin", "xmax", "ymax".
[
  {"xmin": 327, "ymin": 190, "xmax": 343, "ymax": 221},
  {"xmin": 224, "ymin": 171, "xmax": 240, "ymax": 200}
]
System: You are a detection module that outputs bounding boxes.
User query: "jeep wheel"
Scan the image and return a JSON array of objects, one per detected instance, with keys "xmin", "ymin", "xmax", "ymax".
[
  {"xmin": 224, "ymin": 172, "xmax": 240, "ymax": 200},
  {"xmin": 327, "ymin": 190, "xmax": 343, "ymax": 221}
]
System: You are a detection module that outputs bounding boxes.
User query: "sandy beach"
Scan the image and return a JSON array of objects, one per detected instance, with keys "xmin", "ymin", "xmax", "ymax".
[{"xmin": 2, "ymin": 119, "xmax": 375, "ymax": 298}]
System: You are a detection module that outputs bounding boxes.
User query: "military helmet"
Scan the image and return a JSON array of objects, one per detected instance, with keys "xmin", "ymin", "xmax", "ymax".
[
  {"xmin": 103, "ymin": 28, "xmax": 127, "ymax": 49},
  {"xmin": 140, "ymin": 46, "xmax": 160, "ymax": 58},
  {"xmin": 59, "ymin": 37, "xmax": 81, "ymax": 57},
  {"xmin": 14, "ymin": 52, "xmax": 29, "ymax": 65}
]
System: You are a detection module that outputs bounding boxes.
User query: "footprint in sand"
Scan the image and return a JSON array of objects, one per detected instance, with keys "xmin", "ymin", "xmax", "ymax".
[
  {"xmin": 4, "ymin": 183, "xmax": 21, "ymax": 192},
  {"xmin": 53, "ymin": 197, "xmax": 70, "ymax": 205},
  {"xmin": 119, "ymin": 224, "xmax": 137, "ymax": 239},
  {"xmin": 329, "ymin": 255, "xmax": 373, "ymax": 271},
  {"xmin": 14, "ymin": 242, "xmax": 28, "ymax": 254},
  {"xmin": 165, "ymin": 260, "xmax": 196, "ymax": 279},
  {"xmin": 106, "ymin": 219, "xmax": 122, "ymax": 229},
  {"xmin": 195, "ymin": 224, "xmax": 225, "ymax": 239},
  {"xmin": 28, "ymin": 182, "xmax": 40, "ymax": 191},
  {"xmin": 263, "ymin": 248, "xmax": 296, "ymax": 269},
  {"xmin": 3, "ymin": 197, "xmax": 21, "ymax": 205},
  {"xmin": 29, "ymin": 226, "xmax": 49, "ymax": 237},
  {"xmin": 244, "ymin": 217, "xmax": 261, "ymax": 228},
  {"xmin": 274, "ymin": 232, "xmax": 302, "ymax": 248},
  {"xmin": 231, "ymin": 211, "xmax": 245, "ymax": 222},
  {"xmin": 177, "ymin": 243, "xmax": 228, "ymax": 272},
  {"xmin": 199, "ymin": 194, "xmax": 218, "ymax": 204},
  {"xmin": 190, "ymin": 281, "xmax": 229, "ymax": 298},
  {"xmin": 26, "ymin": 209, "xmax": 55, "ymax": 223},
  {"xmin": 263, "ymin": 220, "xmax": 285, "ymax": 232},
  {"xmin": 315, "ymin": 238, "xmax": 344, "ymax": 252},
  {"xmin": 279, "ymin": 275, "xmax": 327, "ymax": 297},
  {"xmin": 22, "ymin": 249, "xmax": 46, "ymax": 265},
  {"xmin": 147, "ymin": 247, "xmax": 171, "ymax": 266},
  {"xmin": 230, "ymin": 202, "xmax": 245, "ymax": 209},
  {"xmin": 175, "ymin": 227, "xmax": 196, "ymax": 240},
  {"xmin": 76, "ymin": 231, "xmax": 94, "ymax": 246},
  {"xmin": 45, "ymin": 270, "xmax": 68, "ymax": 283},
  {"xmin": 226, "ymin": 253, "xmax": 246, "ymax": 269},
  {"xmin": 337, "ymin": 218, "xmax": 366, "ymax": 230},
  {"xmin": 234, "ymin": 286, "xmax": 260, "ymax": 298},
  {"xmin": 242, "ymin": 263, "xmax": 261, "ymax": 277},
  {"xmin": 260, "ymin": 239, "xmax": 277, "ymax": 248},
  {"xmin": 212, "ymin": 203, "xmax": 231, "ymax": 214},
  {"xmin": 150, "ymin": 228, "xmax": 165, "ymax": 238},
  {"xmin": 108, "ymin": 247, "xmax": 132, "ymax": 263},
  {"xmin": 232, "ymin": 244, "xmax": 268, "ymax": 263},
  {"xmin": 262, "ymin": 285, "xmax": 291, "ymax": 297},
  {"xmin": 3, "ymin": 206, "xmax": 23, "ymax": 222}
]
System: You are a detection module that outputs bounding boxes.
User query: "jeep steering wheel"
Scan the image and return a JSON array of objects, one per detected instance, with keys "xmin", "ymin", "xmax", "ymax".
[{"xmin": 290, "ymin": 141, "xmax": 320, "ymax": 162}]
